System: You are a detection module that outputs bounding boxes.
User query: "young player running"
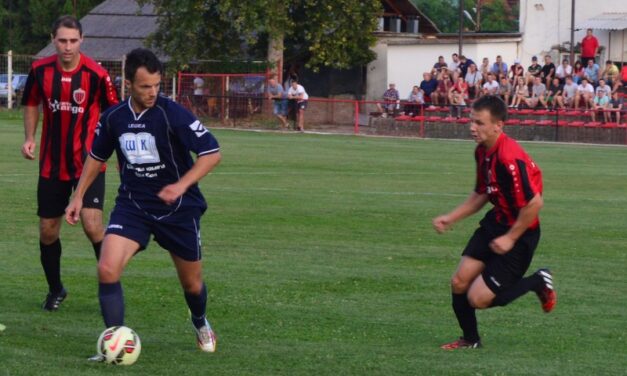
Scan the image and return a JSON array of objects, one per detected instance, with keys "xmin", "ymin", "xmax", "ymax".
[
  {"xmin": 432, "ymin": 95, "xmax": 556, "ymax": 349},
  {"xmin": 65, "ymin": 48, "xmax": 221, "ymax": 355}
]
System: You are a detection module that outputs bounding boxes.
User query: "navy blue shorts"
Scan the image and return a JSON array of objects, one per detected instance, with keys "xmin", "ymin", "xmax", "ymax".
[{"xmin": 106, "ymin": 204, "xmax": 203, "ymax": 261}]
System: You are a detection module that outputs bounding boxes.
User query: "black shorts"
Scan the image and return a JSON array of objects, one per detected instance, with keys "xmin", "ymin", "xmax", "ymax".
[
  {"xmin": 37, "ymin": 172, "xmax": 105, "ymax": 218},
  {"xmin": 462, "ymin": 224, "xmax": 540, "ymax": 294}
]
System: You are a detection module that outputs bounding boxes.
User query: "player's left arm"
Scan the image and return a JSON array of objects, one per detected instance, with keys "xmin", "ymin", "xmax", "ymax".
[{"xmin": 158, "ymin": 152, "xmax": 221, "ymax": 205}]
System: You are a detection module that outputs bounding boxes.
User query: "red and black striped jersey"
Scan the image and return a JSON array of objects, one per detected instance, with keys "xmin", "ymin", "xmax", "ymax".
[
  {"xmin": 475, "ymin": 133, "xmax": 543, "ymax": 229},
  {"xmin": 22, "ymin": 53, "xmax": 118, "ymax": 180}
]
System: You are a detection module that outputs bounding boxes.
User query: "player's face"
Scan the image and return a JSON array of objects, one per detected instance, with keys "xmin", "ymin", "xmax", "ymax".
[
  {"xmin": 127, "ymin": 67, "xmax": 161, "ymax": 112},
  {"xmin": 470, "ymin": 108, "xmax": 502, "ymax": 148},
  {"xmin": 52, "ymin": 27, "xmax": 82, "ymax": 68}
]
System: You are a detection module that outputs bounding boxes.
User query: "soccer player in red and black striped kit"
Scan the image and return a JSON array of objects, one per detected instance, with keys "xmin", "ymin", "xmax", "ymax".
[
  {"xmin": 432, "ymin": 95, "xmax": 556, "ymax": 349},
  {"xmin": 20, "ymin": 15, "xmax": 118, "ymax": 311}
]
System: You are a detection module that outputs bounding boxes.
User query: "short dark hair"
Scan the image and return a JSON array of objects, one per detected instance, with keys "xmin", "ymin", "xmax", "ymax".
[
  {"xmin": 472, "ymin": 95, "xmax": 507, "ymax": 123},
  {"xmin": 52, "ymin": 15, "xmax": 82, "ymax": 37},
  {"xmin": 605, "ymin": 60, "xmax": 613, "ymax": 65},
  {"xmin": 125, "ymin": 48, "xmax": 163, "ymax": 82}
]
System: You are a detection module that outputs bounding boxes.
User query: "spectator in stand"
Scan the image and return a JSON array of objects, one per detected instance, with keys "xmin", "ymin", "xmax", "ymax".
[
  {"xmin": 583, "ymin": 59, "xmax": 600, "ymax": 86},
  {"xmin": 420, "ymin": 72, "xmax": 438, "ymax": 103},
  {"xmin": 480, "ymin": 57, "xmax": 490, "ymax": 79},
  {"xmin": 555, "ymin": 58, "xmax": 572, "ymax": 84},
  {"xmin": 572, "ymin": 61, "xmax": 585, "ymax": 84},
  {"xmin": 621, "ymin": 65, "xmax": 627, "ymax": 86},
  {"xmin": 600, "ymin": 60, "xmax": 620, "ymax": 91},
  {"xmin": 590, "ymin": 89, "xmax": 610, "ymax": 123},
  {"xmin": 448, "ymin": 76, "xmax": 468, "ymax": 118},
  {"xmin": 557, "ymin": 76, "xmax": 578, "ymax": 109},
  {"xmin": 465, "ymin": 63, "xmax": 483, "ymax": 99},
  {"xmin": 546, "ymin": 77, "xmax": 563, "ymax": 110},
  {"xmin": 509, "ymin": 59, "xmax": 525, "ymax": 83},
  {"xmin": 524, "ymin": 76, "xmax": 547, "ymax": 109},
  {"xmin": 433, "ymin": 70, "xmax": 453, "ymax": 106},
  {"xmin": 481, "ymin": 73, "xmax": 499, "ymax": 96},
  {"xmin": 434, "ymin": 56, "xmax": 448, "ymax": 70},
  {"xmin": 404, "ymin": 85, "xmax": 425, "ymax": 116},
  {"xmin": 458, "ymin": 55, "xmax": 475, "ymax": 78},
  {"xmin": 376, "ymin": 82, "xmax": 400, "ymax": 116},
  {"xmin": 449, "ymin": 53, "xmax": 461, "ymax": 73},
  {"xmin": 580, "ymin": 28, "xmax": 599, "ymax": 66},
  {"xmin": 575, "ymin": 78, "xmax": 595, "ymax": 110},
  {"xmin": 608, "ymin": 91, "xmax": 623, "ymax": 124},
  {"xmin": 498, "ymin": 76, "xmax": 513, "ymax": 106},
  {"xmin": 540, "ymin": 55, "xmax": 556, "ymax": 87},
  {"xmin": 511, "ymin": 76, "xmax": 529, "ymax": 109},
  {"xmin": 595, "ymin": 78, "xmax": 612, "ymax": 98},
  {"xmin": 287, "ymin": 79, "xmax": 309, "ymax": 131},
  {"xmin": 491, "ymin": 55, "xmax": 508, "ymax": 79},
  {"xmin": 527, "ymin": 56, "xmax": 542, "ymax": 85}
]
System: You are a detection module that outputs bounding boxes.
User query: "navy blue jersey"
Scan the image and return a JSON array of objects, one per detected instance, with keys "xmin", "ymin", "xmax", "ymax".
[{"xmin": 91, "ymin": 95, "xmax": 219, "ymax": 218}]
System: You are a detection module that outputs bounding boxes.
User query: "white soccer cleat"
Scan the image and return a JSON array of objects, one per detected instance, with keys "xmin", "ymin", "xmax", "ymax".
[{"xmin": 194, "ymin": 318, "xmax": 217, "ymax": 353}]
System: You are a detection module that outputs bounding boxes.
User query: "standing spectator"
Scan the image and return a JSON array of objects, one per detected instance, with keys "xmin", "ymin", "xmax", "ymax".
[
  {"xmin": 524, "ymin": 76, "xmax": 547, "ymax": 109},
  {"xmin": 509, "ymin": 59, "xmax": 525, "ymax": 83},
  {"xmin": 20, "ymin": 15, "xmax": 118, "ymax": 310},
  {"xmin": 192, "ymin": 75, "xmax": 205, "ymax": 114},
  {"xmin": 590, "ymin": 90, "xmax": 610, "ymax": 123},
  {"xmin": 287, "ymin": 79, "xmax": 309, "ymax": 131},
  {"xmin": 404, "ymin": 85, "xmax": 424, "ymax": 116},
  {"xmin": 572, "ymin": 61, "xmax": 585, "ymax": 84},
  {"xmin": 540, "ymin": 55, "xmax": 556, "ymax": 87},
  {"xmin": 448, "ymin": 76, "xmax": 468, "ymax": 118},
  {"xmin": 575, "ymin": 78, "xmax": 595, "ymax": 110},
  {"xmin": 434, "ymin": 56, "xmax": 448, "ymax": 70},
  {"xmin": 491, "ymin": 55, "xmax": 508, "ymax": 79},
  {"xmin": 481, "ymin": 73, "xmax": 499, "ymax": 96},
  {"xmin": 583, "ymin": 59, "xmax": 600, "ymax": 86},
  {"xmin": 449, "ymin": 53, "xmax": 461, "ymax": 73},
  {"xmin": 267, "ymin": 75, "xmax": 288, "ymax": 129},
  {"xmin": 557, "ymin": 76, "xmax": 578, "ymax": 109},
  {"xmin": 498, "ymin": 76, "xmax": 513, "ymax": 106},
  {"xmin": 546, "ymin": 77, "xmax": 563, "ymax": 110},
  {"xmin": 581, "ymin": 28, "xmax": 599, "ymax": 66},
  {"xmin": 480, "ymin": 57, "xmax": 490, "ymax": 78},
  {"xmin": 608, "ymin": 91, "xmax": 623, "ymax": 124},
  {"xmin": 433, "ymin": 71, "xmax": 453, "ymax": 106},
  {"xmin": 458, "ymin": 55, "xmax": 475, "ymax": 78},
  {"xmin": 527, "ymin": 56, "xmax": 542, "ymax": 85},
  {"xmin": 465, "ymin": 63, "xmax": 483, "ymax": 99},
  {"xmin": 555, "ymin": 59, "xmax": 572, "ymax": 83},
  {"xmin": 511, "ymin": 76, "xmax": 529, "ymax": 109},
  {"xmin": 376, "ymin": 82, "xmax": 400, "ymax": 116},
  {"xmin": 420, "ymin": 72, "xmax": 438, "ymax": 103}
]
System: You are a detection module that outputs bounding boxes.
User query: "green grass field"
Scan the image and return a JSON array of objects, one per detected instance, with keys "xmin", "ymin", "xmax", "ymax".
[{"xmin": 0, "ymin": 110, "xmax": 626, "ymax": 375}]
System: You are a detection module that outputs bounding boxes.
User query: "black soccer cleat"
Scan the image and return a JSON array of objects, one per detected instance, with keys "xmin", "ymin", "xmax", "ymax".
[
  {"xmin": 535, "ymin": 269, "xmax": 556, "ymax": 313},
  {"xmin": 42, "ymin": 288, "xmax": 67, "ymax": 311}
]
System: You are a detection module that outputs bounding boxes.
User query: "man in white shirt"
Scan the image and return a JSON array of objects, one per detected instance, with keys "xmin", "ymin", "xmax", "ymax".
[
  {"xmin": 449, "ymin": 53, "xmax": 461, "ymax": 73},
  {"xmin": 555, "ymin": 59, "xmax": 572, "ymax": 83},
  {"xmin": 524, "ymin": 76, "xmax": 547, "ymax": 109},
  {"xmin": 557, "ymin": 76, "xmax": 578, "ymax": 109},
  {"xmin": 287, "ymin": 79, "xmax": 309, "ymax": 132},
  {"xmin": 482, "ymin": 73, "xmax": 499, "ymax": 96},
  {"xmin": 575, "ymin": 78, "xmax": 594, "ymax": 110}
]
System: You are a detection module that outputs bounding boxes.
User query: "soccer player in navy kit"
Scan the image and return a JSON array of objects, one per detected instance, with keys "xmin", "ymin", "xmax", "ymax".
[
  {"xmin": 65, "ymin": 48, "xmax": 221, "ymax": 355},
  {"xmin": 21, "ymin": 15, "xmax": 118, "ymax": 311},
  {"xmin": 432, "ymin": 95, "xmax": 556, "ymax": 350}
]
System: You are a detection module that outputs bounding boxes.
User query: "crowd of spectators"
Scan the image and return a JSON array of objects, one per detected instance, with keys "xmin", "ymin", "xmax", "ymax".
[{"xmin": 376, "ymin": 29, "xmax": 627, "ymax": 123}]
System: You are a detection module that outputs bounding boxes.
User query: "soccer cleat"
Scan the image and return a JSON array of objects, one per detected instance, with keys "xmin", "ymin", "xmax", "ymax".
[
  {"xmin": 87, "ymin": 354, "xmax": 105, "ymax": 362},
  {"xmin": 440, "ymin": 337, "xmax": 482, "ymax": 350},
  {"xmin": 535, "ymin": 269, "xmax": 556, "ymax": 313},
  {"xmin": 193, "ymin": 318, "xmax": 217, "ymax": 353},
  {"xmin": 42, "ymin": 288, "xmax": 67, "ymax": 311}
]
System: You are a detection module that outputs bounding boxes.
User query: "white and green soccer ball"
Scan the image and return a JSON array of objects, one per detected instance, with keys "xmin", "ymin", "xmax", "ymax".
[{"xmin": 97, "ymin": 326, "xmax": 141, "ymax": 365}]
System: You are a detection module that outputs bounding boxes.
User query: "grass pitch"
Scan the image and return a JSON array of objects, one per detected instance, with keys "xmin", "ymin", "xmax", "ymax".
[{"xmin": 0, "ymin": 111, "xmax": 626, "ymax": 375}]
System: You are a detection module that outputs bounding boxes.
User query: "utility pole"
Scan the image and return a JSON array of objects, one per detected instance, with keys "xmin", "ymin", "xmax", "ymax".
[
  {"xmin": 570, "ymin": 0, "xmax": 576, "ymax": 65},
  {"xmin": 458, "ymin": 0, "xmax": 464, "ymax": 56}
]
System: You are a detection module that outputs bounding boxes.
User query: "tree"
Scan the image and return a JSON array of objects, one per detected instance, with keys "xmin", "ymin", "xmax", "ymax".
[
  {"xmin": 138, "ymin": 0, "xmax": 382, "ymax": 74},
  {"xmin": 413, "ymin": 0, "xmax": 518, "ymax": 33}
]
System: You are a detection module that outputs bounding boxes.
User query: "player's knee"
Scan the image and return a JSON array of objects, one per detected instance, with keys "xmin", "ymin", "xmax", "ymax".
[
  {"xmin": 39, "ymin": 224, "xmax": 60, "ymax": 244},
  {"xmin": 181, "ymin": 279, "xmax": 203, "ymax": 295},
  {"xmin": 98, "ymin": 261, "xmax": 121, "ymax": 283},
  {"xmin": 450, "ymin": 275, "xmax": 470, "ymax": 293}
]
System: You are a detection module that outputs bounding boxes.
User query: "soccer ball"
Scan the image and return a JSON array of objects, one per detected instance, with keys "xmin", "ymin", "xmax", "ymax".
[{"xmin": 96, "ymin": 326, "xmax": 141, "ymax": 365}]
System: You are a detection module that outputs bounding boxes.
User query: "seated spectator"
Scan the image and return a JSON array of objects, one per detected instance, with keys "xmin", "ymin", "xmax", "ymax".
[
  {"xmin": 524, "ymin": 76, "xmax": 547, "ymax": 109},
  {"xmin": 509, "ymin": 59, "xmax": 525, "ymax": 82},
  {"xmin": 583, "ymin": 59, "xmax": 600, "ymax": 86},
  {"xmin": 540, "ymin": 55, "xmax": 556, "ymax": 87},
  {"xmin": 572, "ymin": 61, "xmax": 585, "ymax": 84},
  {"xmin": 464, "ymin": 63, "xmax": 483, "ymax": 99},
  {"xmin": 491, "ymin": 55, "xmax": 508, "ymax": 78},
  {"xmin": 449, "ymin": 53, "xmax": 461, "ymax": 73},
  {"xmin": 448, "ymin": 76, "xmax": 468, "ymax": 118},
  {"xmin": 600, "ymin": 60, "xmax": 619, "ymax": 86},
  {"xmin": 575, "ymin": 78, "xmax": 595, "ymax": 110},
  {"xmin": 480, "ymin": 57, "xmax": 490, "ymax": 78},
  {"xmin": 555, "ymin": 58, "xmax": 572, "ymax": 83},
  {"xmin": 511, "ymin": 76, "xmax": 529, "ymax": 109},
  {"xmin": 404, "ymin": 85, "xmax": 425, "ymax": 116},
  {"xmin": 557, "ymin": 76, "xmax": 578, "ymax": 109},
  {"xmin": 527, "ymin": 56, "xmax": 542, "ymax": 85},
  {"xmin": 595, "ymin": 78, "xmax": 612, "ymax": 98},
  {"xmin": 376, "ymin": 82, "xmax": 400, "ymax": 116},
  {"xmin": 481, "ymin": 73, "xmax": 499, "ymax": 96},
  {"xmin": 420, "ymin": 72, "xmax": 438, "ymax": 101},
  {"xmin": 622, "ymin": 65, "xmax": 627, "ymax": 86},
  {"xmin": 433, "ymin": 70, "xmax": 453, "ymax": 105},
  {"xmin": 458, "ymin": 55, "xmax": 475, "ymax": 78},
  {"xmin": 433, "ymin": 55, "xmax": 448, "ymax": 70},
  {"xmin": 590, "ymin": 90, "xmax": 610, "ymax": 123},
  {"xmin": 498, "ymin": 76, "xmax": 513, "ymax": 106},
  {"xmin": 546, "ymin": 77, "xmax": 563, "ymax": 110},
  {"xmin": 608, "ymin": 91, "xmax": 623, "ymax": 124}
]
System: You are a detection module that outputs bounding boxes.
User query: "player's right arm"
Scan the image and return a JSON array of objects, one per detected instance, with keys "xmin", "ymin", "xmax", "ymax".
[
  {"xmin": 65, "ymin": 155, "xmax": 104, "ymax": 225},
  {"xmin": 21, "ymin": 105, "xmax": 40, "ymax": 160},
  {"xmin": 432, "ymin": 191, "xmax": 489, "ymax": 234}
]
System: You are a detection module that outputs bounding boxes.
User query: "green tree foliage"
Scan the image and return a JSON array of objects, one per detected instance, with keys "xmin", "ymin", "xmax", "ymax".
[
  {"xmin": 413, "ymin": 0, "xmax": 518, "ymax": 33},
  {"xmin": 138, "ymin": 0, "xmax": 382, "ymax": 71}
]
